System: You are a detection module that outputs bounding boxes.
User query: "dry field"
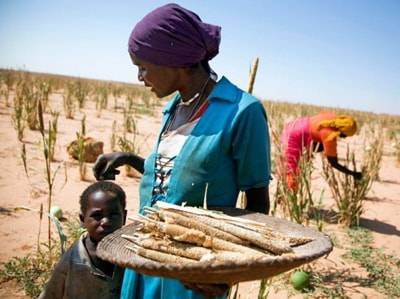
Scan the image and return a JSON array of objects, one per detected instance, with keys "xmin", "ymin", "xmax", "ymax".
[{"xmin": 0, "ymin": 70, "xmax": 399, "ymax": 298}]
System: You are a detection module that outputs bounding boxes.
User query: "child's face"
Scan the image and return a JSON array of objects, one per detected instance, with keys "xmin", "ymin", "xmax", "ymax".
[{"xmin": 81, "ymin": 190, "xmax": 126, "ymax": 243}]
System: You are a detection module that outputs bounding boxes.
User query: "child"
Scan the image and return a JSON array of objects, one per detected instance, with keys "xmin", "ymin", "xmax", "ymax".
[{"xmin": 39, "ymin": 181, "xmax": 127, "ymax": 299}]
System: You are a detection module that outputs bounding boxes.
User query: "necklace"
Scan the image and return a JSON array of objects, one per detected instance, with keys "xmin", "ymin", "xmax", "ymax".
[
  {"xmin": 164, "ymin": 77, "xmax": 212, "ymax": 133},
  {"xmin": 178, "ymin": 76, "xmax": 210, "ymax": 106}
]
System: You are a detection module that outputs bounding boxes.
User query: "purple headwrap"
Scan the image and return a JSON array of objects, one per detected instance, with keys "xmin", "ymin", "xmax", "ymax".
[{"xmin": 128, "ymin": 3, "xmax": 221, "ymax": 67}]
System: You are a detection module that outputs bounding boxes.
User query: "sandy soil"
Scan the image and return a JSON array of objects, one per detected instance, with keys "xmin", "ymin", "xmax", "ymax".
[{"xmin": 0, "ymin": 91, "xmax": 399, "ymax": 298}]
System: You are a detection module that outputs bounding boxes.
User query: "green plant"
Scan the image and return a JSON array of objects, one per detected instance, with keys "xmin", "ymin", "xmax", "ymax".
[
  {"xmin": 63, "ymin": 83, "xmax": 75, "ymax": 119},
  {"xmin": 47, "ymin": 111, "xmax": 59, "ymax": 161},
  {"xmin": 76, "ymin": 115, "xmax": 87, "ymax": 181},
  {"xmin": 21, "ymin": 143, "xmax": 28, "ymax": 177},
  {"xmin": 37, "ymin": 204, "xmax": 43, "ymax": 251},
  {"xmin": 257, "ymin": 279, "xmax": 272, "ymax": 299},
  {"xmin": 309, "ymin": 270, "xmax": 350, "ymax": 298},
  {"xmin": 99, "ymin": 86, "xmax": 108, "ymax": 109},
  {"xmin": 3, "ymin": 70, "xmax": 15, "ymax": 107},
  {"xmin": 126, "ymin": 92, "xmax": 135, "ymax": 112},
  {"xmin": 322, "ymin": 132, "xmax": 383, "ymax": 227},
  {"xmin": 11, "ymin": 82, "xmax": 26, "ymax": 141},
  {"xmin": 272, "ymin": 133, "xmax": 317, "ymax": 225},
  {"xmin": 311, "ymin": 190, "xmax": 325, "ymax": 232},
  {"xmin": 118, "ymin": 130, "xmax": 140, "ymax": 177},
  {"xmin": 73, "ymin": 79, "xmax": 89, "ymax": 109},
  {"xmin": 392, "ymin": 138, "xmax": 400, "ymax": 166},
  {"xmin": 345, "ymin": 227, "xmax": 400, "ymax": 298},
  {"xmin": 18, "ymin": 79, "xmax": 41, "ymax": 130},
  {"xmin": 37, "ymin": 80, "xmax": 52, "ymax": 112},
  {"xmin": 0, "ymin": 216, "xmax": 83, "ymax": 298},
  {"xmin": 38, "ymin": 100, "xmax": 63, "ymax": 248},
  {"xmin": 123, "ymin": 108, "xmax": 136, "ymax": 134},
  {"xmin": 64, "ymin": 217, "xmax": 86, "ymax": 242},
  {"xmin": 112, "ymin": 86, "xmax": 121, "ymax": 111},
  {"xmin": 94, "ymin": 93, "xmax": 101, "ymax": 117},
  {"xmin": 110, "ymin": 120, "xmax": 117, "ymax": 152},
  {"xmin": 0, "ymin": 242, "xmax": 60, "ymax": 298}
]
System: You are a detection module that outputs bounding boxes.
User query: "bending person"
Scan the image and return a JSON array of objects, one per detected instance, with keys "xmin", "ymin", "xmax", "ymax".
[{"xmin": 280, "ymin": 111, "xmax": 362, "ymax": 190}]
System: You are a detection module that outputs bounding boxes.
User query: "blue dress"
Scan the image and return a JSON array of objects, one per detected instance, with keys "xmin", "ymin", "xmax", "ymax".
[{"xmin": 121, "ymin": 76, "xmax": 271, "ymax": 299}]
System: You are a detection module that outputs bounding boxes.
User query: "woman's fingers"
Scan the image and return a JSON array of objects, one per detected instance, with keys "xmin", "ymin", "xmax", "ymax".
[
  {"xmin": 100, "ymin": 168, "xmax": 120, "ymax": 180},
  {"xmin": 93, "ymin": 155, "xmax": 106, "ymax": 180}
]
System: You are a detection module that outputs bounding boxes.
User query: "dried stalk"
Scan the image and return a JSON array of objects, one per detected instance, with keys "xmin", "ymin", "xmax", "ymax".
[
  {"xmin": 186, "ymin": 213, "xmax": 292, "ymax": 254},
  {"xmin": 150, "ymin": 208, "xmax": 247, "ymax": 245},
  {"xmin": 132, "ymin": 216, "xmax": 266, "ymax": 257},
  {"xmin": 152, "ymin": 203, "xmax": 293, "ymax": 254},
  {"xmin": 126, "ymin": 245, "xmax": 196, "ymax": 264},
  {"xmin": 122, "ymin": 234, "xmax": 211, "ymax": 260}
]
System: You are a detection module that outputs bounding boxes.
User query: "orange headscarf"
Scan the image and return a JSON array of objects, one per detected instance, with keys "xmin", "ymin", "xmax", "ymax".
[{"xmin": 317, "ymin": 115, "xmax": 357, "ymax": 141}]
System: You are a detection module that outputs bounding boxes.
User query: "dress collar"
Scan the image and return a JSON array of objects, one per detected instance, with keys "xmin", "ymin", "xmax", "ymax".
[{"xmin": 163, "ymin": 76, "xmax": 239, "ymax": 114}]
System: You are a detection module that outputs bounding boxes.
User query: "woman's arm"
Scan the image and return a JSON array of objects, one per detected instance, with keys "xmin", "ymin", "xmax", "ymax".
[
  {"xmin": 245, "ymin": 186, "xmax": 270, "ymax": 214},
  {"xmin": 93, "ymin": 152, "xmax": 145, "ymax": 180},
  {"xmin": 327, "ymin": 156, "xmax": 362, "ymax": 179},
  {"xmin": 121, "ymin": 152, "xmax": 145, "ymax": 173}
]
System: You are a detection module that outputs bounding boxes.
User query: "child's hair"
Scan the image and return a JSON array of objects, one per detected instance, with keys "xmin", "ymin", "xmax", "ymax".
[{"xmin": 80, "ymin": 181, "xmax": 126, "ymax": 214}]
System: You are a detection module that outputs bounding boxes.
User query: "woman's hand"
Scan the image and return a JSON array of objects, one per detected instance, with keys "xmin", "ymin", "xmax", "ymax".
[
  {"xmin": 182, "ymin": 282, "xmax": 230, "ymax": 298},
  {"xmin": 327, "ymin": 156, "xmax": 362, "ymax": 181},
  {"xmin": 352, "ymin": 171, "xmax": 363, "ymax": 180},
  {"xmin": 93, "ymin": 152, "xmax": 126, "ymax": 180}
]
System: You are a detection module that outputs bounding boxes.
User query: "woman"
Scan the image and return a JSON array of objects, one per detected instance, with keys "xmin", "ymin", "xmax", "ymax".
[
  {"xmin": 280, "ymin": 111, "xmax": 362, "ymax": 190},
  {"xmin": 93, "ymin": 3, "xmax": 271, "ymax": 299}
]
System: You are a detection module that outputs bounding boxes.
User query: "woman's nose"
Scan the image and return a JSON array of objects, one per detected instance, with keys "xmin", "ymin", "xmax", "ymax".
[{"xmin": 138, "ymin": 69, "xmax": 146, "ymax": 82}]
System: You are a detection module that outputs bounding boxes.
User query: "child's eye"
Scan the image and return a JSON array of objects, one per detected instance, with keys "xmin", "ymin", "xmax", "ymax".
[{"xmin": 90, "ymin": 213, "xmax": 103, "ymax": 221}]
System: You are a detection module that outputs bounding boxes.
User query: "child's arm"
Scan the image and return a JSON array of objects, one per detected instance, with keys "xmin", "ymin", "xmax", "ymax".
[{"xmin": 38, "ymin": 251, "xmax": 70, "ymax": 299}]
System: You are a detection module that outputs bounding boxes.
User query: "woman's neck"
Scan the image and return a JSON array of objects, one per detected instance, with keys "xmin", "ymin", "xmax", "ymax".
[{"xmin": 179, "ymin": 67, "xmax": 210, "ymax": 102}]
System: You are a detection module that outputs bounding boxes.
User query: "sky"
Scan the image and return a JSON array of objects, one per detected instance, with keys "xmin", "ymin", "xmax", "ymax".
[{"xmin": 0, "ymin": 0, "xmax": 399, "ymax": 115}]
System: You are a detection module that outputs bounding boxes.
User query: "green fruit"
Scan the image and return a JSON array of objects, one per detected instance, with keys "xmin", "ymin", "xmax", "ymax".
[
  {"xmin": 50, "ymin": 206, "xmax": 63, "ymax": 220},
  {"xmin": 290, "ymin": 271, "xmax": 310, "ymax": 290}
]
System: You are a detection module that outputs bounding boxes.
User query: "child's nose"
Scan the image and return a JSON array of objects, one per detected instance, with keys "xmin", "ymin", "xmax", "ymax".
[{"xmin": 100, "ymin": 217, "xmax": 110, "ymax": 226}]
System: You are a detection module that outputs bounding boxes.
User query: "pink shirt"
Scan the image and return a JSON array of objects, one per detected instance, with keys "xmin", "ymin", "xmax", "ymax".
[{"xmin": 281, "ymin": 112, "xmax": 338, "ymax": 174}]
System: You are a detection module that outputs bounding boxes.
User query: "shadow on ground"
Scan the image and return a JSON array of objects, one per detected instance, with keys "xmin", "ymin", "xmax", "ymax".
[
  {"xmin": 309, "ymin": 207, "xmax": 400, "ymax": 237},
  {"xmin": 359, "ymin": 217, "xmax": 400, "ymax": 237}
]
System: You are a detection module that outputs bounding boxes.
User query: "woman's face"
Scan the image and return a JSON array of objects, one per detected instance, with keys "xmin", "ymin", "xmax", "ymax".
[{"xmin": 130, "ymin": 54, "xmax": 182, "ymax": 98}]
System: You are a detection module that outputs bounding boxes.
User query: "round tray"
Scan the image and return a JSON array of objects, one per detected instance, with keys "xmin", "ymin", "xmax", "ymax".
[{"xmin": 97, "ymin": 208, "xmax": 332, "ymax": 284}]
